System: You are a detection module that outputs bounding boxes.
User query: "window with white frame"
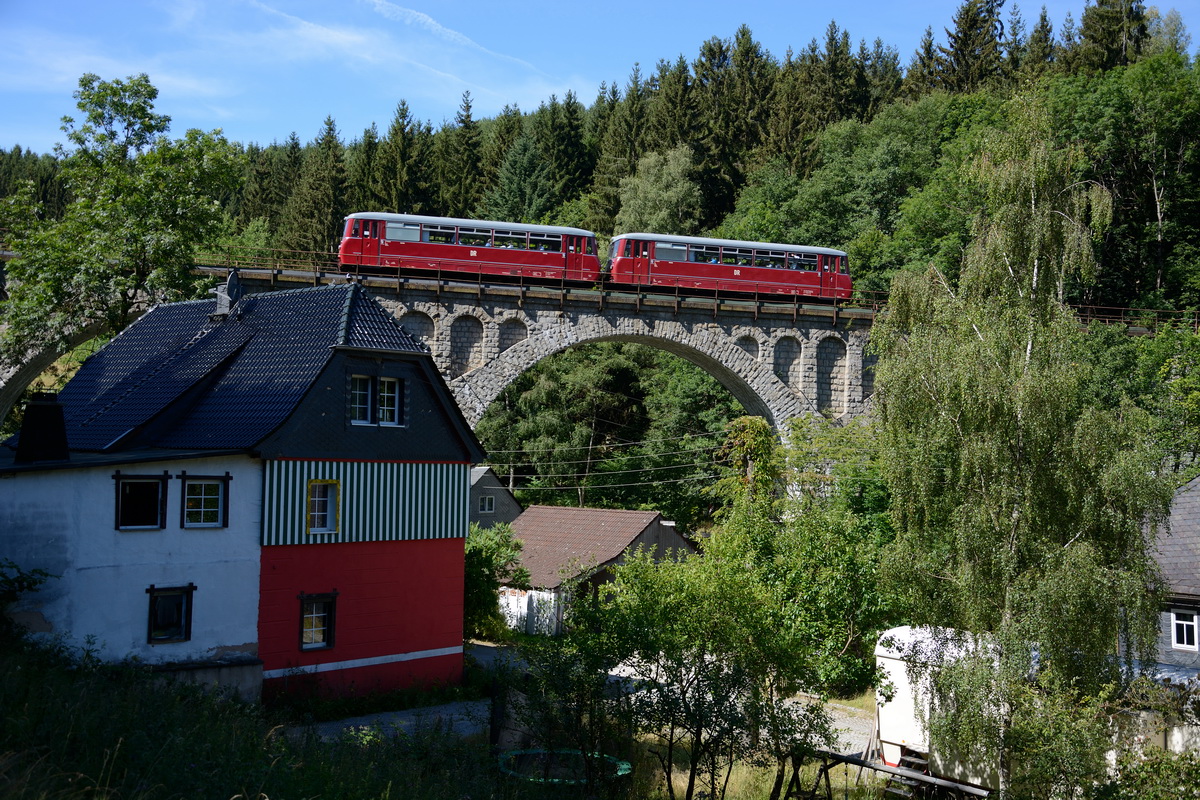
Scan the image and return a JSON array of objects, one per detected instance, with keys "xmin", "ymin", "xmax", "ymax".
[
  {"xmin": 307, "ymin": 480, "xmax": 339, "ymax": 534},
  {"xmin": 146, "ymin": 583, "xmax": 196, "ymax": 644},
  {"xmin": 178, "ymin": 472, "xmax": 231, "ymax": 528},
  {"xmin": 1174, "ymin": 609, "xmax": 1198, "ymax": 651},
  {"xmin": 350, "ymin": 375, "xmax": 404, "ymax": 426},
  {"xmin": 478, "ymin": 494, "xmax": 495, "ymax": 514},
  {"xmin": 300, "ymin": 592, "xmax": 337, "ymax": 650},
  {"xmin": 114, "ymin": 471, "xmax": 169, "ymax": 530}
]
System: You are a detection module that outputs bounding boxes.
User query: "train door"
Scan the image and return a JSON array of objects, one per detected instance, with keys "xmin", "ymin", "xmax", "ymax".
[
  {"xmin": 564, "ymin": 235, "xmax": 586, "ymax": 280},
  {"xmin": 359, "ymin": 218, "xmax": 382, "ymax": 266},
  {"xmin": 630, "ymin": 239, "xmax": 652, "ymax": 284},
  {"xmin": 819, "ymin": 254, "xmax": 835, "ymax": 297}
]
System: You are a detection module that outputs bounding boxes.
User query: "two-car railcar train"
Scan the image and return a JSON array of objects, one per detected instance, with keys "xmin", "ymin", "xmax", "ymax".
[{"xmin": 338, "ymin": 212, "xmax": 851, "ymax": 299}]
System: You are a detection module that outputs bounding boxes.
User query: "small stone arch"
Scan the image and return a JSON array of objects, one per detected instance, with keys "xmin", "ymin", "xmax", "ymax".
[
  {"xmin": 397, "ymin": 310, "xmax": 435, "ymax": 345},
  {"xmin": 816, "ymin": 335, "xmax": 848, "ymax": 415},
  {"xmin": 773, "ymin": 336, "xmax": 803, "ymax": 390},
  {"xmin": 448, "ymin": 314, "xmax": 485, "ymax": 378},
  {"xmin": 498, "ymin": 317, "xmax": 529, "ymax": 352},
  {"xmin": 735, "ymin": 335, "xmax": 760, "ymax": 360}
]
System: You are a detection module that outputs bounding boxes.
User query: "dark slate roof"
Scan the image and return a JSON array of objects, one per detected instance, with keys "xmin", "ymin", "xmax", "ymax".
[
  {"xmin": 9, "ymin": 282, "xmax": 428, "ymax": 455},
  {"xmin": 1159, "ymin": 476, "xmax": 1200, "ymax": 600},
  {"xmin": 510, "ymin": 505, "xmax": 662, "ymax": 589}
]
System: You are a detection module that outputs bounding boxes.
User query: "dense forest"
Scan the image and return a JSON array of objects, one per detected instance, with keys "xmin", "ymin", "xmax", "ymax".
[{"xmin": 2, "ymin": 0, "xmax": 1197, "ymax": 528}]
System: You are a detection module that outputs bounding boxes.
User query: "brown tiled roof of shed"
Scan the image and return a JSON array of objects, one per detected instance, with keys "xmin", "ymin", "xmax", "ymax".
[
  {"xmin": 511, "ymin": 505, "xmax": 663, "ymax": 589},
  {"xmin": 1159, "ymin": 476, "xmax": 1200, "ymax": 600}
]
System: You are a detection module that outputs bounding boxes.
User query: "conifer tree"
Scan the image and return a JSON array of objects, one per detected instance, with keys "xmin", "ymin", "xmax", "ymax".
[
  {"xmin": 861, "ymin": 38, "xmax": 903, "ymax": 118},
  {"xmin": 279, "ymin": 116, "xmax": 346, "ymax": 258},
  {"xmin": 1023, "ymin": 7, "xmax": 1056, "ymax": 76},
  {"xmin": 345, "ymin": 123, "xmax": 380, "ymax": 213},
  {"xmin": 646, "ymin": 55, "xmax": 696, "ymax": 154},
  {"xmin": 481, "ymin": 132, "xmax": 554, "ymax": 223},
  {"xmin": 1078, "ymin": 0, "xmax": 1148, "ymax": 72},
  {"xmin": 376, "ymin": 101, "xmax": 434, "ymax": 214},
  {"xmin": 763, "ymin": 47, "xmax": 821, "ymax": 170},
  {"xmin": 480, "ymin": 103, "xmax": 523, "ymax": 190},
  {"xmin": 439, "ymin": 91, "xmax": 484, "ymax": 217},
  {"xmin": 940, "ymin": 0, "xmax": 1006, "ymax": 91},
  {"xmin": 585, "ymin": 66, "xmax": 648, "ymax": 233},
  {"xmin": 904, "ymin": 26, "xmax": 945, "ymax": 97}
]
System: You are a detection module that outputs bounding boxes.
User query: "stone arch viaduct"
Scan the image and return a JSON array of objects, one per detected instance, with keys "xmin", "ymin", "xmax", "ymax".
[{"xmin": 0, "ymin": 269, "xmax": 877, "ymax": 429}]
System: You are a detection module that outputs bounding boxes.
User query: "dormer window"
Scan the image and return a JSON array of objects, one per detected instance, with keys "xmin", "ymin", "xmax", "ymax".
[{"xmin": 350, "ymin": 375, "xmax": 404, "ymax": 426}]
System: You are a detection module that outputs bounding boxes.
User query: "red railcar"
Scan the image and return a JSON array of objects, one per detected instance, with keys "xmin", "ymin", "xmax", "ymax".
[
  {"xmin": 609, "ymin": 232, "xmax": 851, "ymax": 299},
  {"xmin": 338, "ymin": 212, "xmax": 602, "ymax": 283}
]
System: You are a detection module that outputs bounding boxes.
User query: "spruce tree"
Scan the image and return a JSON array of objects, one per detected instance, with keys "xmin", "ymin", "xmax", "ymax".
[
  {"xmin": 940, "ymin": 0, "xmax": 1005, "ymax": 91},
  {"xmin": 481, "ymin": 132, "xmax": 554, "ymax": 223},
  {"xmin": 279, "ymin": 117, "xmax": 347, "ymax": 259},
  {"xmin": 345, "ymin": 123, "xmax": 380, "ymax": 213},
  {"xmin": 439, "ymin": 91, "xmax": 484, "ymax": 217},
  {"xmin": 904, "ymin": 26, "xmax": 945, "ymax": 98},
  {"xmin": 646, "ymin": 55, "xmax": 696, "ymax": 154},
  {"xmin": 1078, "ymin": 0, "xmax": 1148, "ymax": 72},
  {"xmin": 376, "ymin": 101, "xmax": 434, "ymax": 214},
  {"xmin": 1023, "ymin": 7, "xmax": 1056, "ymax": 77}
]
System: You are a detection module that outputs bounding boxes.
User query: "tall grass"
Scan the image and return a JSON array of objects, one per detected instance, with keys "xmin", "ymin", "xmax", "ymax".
[
  {"xmin": 0, "ymin": 632, "xmax": 887, "ymax": 799},
  {"xmin": 0, "ymin": 634, "xmax": 529, "ymax": 800}
]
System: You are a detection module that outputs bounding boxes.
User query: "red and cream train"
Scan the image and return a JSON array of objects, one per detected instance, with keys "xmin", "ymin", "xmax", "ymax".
[{"xmin": 338, "ymin": 211, "xmax": 851, "ymax": 300}]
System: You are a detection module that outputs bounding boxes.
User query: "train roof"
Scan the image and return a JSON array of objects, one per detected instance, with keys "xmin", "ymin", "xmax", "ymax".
[
  {"xmin": 613, "ymin": 231, "xmax": 847, "ymax": 257},
  {"xmin": 345, "ymin": 211, "xmax": 595, "ymax": 239}
]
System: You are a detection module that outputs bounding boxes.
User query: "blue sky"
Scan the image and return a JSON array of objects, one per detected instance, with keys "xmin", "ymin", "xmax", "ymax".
[{"xmin": 2, "ymin": 0, "xmax": 1195, "ymax": 154}]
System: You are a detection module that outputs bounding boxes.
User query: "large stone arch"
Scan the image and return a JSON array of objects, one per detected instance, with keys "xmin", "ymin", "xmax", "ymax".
[
  {"xmin": 0, "ymin": 321, "xmax": 110, "ymax": 425},
  {"xmin": 449, "ymin": 320, "xmax": 819, "ymax": 429}
]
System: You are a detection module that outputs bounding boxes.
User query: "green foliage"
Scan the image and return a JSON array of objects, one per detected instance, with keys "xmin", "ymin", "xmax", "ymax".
[
  {"xmin": 464, "ymin": 522, "xmax": 530, "ymax": 639},
  {"xmin": 476, "ymin": 342, "xmax": 743, "ymax": 531},
  {"xmin": 613, "ymin": 145, "xmax": 704, "ymax": 235},
  {"xmin": 872, "ymin": 89, "xmax": 1176, "ymax": 797},
  {"xmin": 480, "ymin": 132, "xmax": 555, "ymax": 223},
  {"xmin": 1, "ymin": 73, "xmax": 241, "ymax": 363},
  {"xmin": 1095, "ymin": 747, "xmax": 1200, "ymax": 799}
]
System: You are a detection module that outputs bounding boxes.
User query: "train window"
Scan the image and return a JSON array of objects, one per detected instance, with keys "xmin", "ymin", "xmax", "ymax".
[
  {"xmin": 723, "ymin": 247, "xmax": 753, "ymax": 266},
  {"xmin": 633, "ymin": 240, "xmax": 651, "ymax": 258},
  {"xmin": 351, "ymin": 219, "xmax": 361, "ymax": 237},
  {"xmin": 424, "ymin": 225, "xmax": 457, "ymax": 244},
  {"xmin": 529, "ymin": 232, "xmax": 561, "ymax": 252},
  {"xmin": 655, "ymin": 243, "xmax": 687, "ymax": 262},
  {"xmin": 493, "ymin": 230, "xmax": 525, "ymax": 249},
  {"xmin": 460, "ymin": 227, "xmax": 492, "ymax": 247},
  {"xmin": 386, "ymin": 222, "xmax": 420, "ymax": 242},
  {"xmin": 789, "ymin": 253, "xmax": 818, "ymax": 271},
  {"xmin": 616, "ymin": 240, "xmax": 630, "ymax": 257},
  {"xmin": 692, "ymin": 245, "xmax": 720, "ymax": 263},
  {"xmin": 838, "ymin": 257, "xmax": 848, "ymax": 274},
  {"xmin": 755, "ymin": 251, "xmax": 787, "ymax": 269},
  {"xmin": 586, "ymin": 238, "xmax": 597, "ymax": 255}
]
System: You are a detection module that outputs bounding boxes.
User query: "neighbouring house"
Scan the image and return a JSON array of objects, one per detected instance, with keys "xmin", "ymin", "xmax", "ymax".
[
  {"xmin": 499, "ymin": 505, "xmax": 693, "ymax": 635},
  {"xmin": 1156, "ymin": 476, "xmax": 1200, "ymax": 681},
  {"xmin": 0, "ymin": 276, "xmax": 483, "ymax": 700},
  {"xmin": 469, "ymin": 466, "xmax": 522, "ymax": 527}
]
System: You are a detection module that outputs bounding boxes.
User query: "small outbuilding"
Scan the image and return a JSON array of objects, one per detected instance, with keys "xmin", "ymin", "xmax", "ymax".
[{"xmin": 499, "ymin": 505, "xmax": 693, "ymax": 635}]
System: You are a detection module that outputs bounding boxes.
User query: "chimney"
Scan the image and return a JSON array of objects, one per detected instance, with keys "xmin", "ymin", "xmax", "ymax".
[{"xmin": 15, "ymin": 392, "xmax": 70, "ymax": 463}]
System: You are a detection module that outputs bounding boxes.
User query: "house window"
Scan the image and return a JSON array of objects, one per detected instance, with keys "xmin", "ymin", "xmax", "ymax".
[
  {"xmin": 114, "ymin": 471, "xmax": 169, "ymax": 530},
  {"xmin": 177, "ymin": 472, "xmax": 232, "ymax": 528},
  {"xmin": 307, "ymin": 480, "xmax": 339, "ymax": 534},
  {"xmin": 1174, "ymin": 610, "xmax": 1198, "ymax": 651},
  {"xmin": 146, "ymin": 583, "xmax": 196, "ymax": 643},
  {"xmin": 300, "ymin": 592, "xmax": 337, "ymax": 650},
  {"xmin": 349, "ymin": 374, "xmax": 405, "ymax": 426},
  {"xmin": 479, "ymin": 494, "xmax": 495, "ymax": 514}
]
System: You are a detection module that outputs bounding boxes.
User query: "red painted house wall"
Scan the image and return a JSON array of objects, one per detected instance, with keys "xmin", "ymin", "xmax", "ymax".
[{"xmin": 259, "ymin": 539, "xmax": 464, "ymax": 697}]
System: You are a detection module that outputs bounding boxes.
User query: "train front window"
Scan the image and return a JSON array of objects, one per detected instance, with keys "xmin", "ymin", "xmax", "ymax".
[{"xmin": 351, "ymin": 219, "xmax": 361, "ymax": 237}]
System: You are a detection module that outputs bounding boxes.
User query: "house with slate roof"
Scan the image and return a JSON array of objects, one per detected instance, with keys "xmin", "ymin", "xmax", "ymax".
[
  {"xmin": 469, "ymin": 466, "xmax": 522, "ymax": 527},
  {"xmin": 499, "ymin": 505, "xmax": 693, "ymax": 634},
  {"xmin": 1156, "ymin": 476, "xmax": 1200, "ymax": 678},
  {"xmin": 0, "ymin": 275, "xmax": 484, "ymax": 699}
]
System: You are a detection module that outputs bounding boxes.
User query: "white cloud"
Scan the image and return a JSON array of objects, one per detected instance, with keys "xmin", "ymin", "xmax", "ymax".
[{"xmin": 360, "ymin": 0, "xmax": 543, "ymax": 73}]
